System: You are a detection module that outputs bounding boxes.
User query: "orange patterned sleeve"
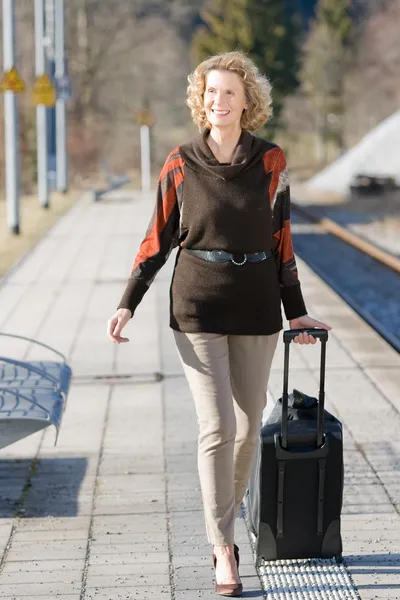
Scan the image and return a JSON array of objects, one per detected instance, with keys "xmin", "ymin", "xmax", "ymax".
[
  {"xmin": 263, "ymin": 146, "xmax": 307, "ymax": 320},
  {"xmin": 117, "ymin": 148, "xmax": 184, "ymax": 316}
]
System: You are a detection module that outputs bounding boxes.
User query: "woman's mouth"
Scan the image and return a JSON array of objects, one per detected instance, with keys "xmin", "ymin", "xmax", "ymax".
[{"xmin": 212, "ymin": 109, "xmax": 230, "ymax": 116}]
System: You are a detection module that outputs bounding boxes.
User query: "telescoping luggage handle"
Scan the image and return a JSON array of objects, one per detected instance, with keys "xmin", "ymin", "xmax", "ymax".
[
  {"xmin": 276, "ymin": 329, "xmax": 329, "ymax": 540},
  {"xmin": 281, "ymin": 328, "xmax": 328, "ymax": 450}
]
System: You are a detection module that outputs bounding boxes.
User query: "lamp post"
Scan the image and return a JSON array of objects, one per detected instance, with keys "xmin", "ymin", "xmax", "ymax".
[
  {"xmin": 2, "ymin": 0, "xmax": 21, "ymax": 234},
  {"xmin": 34, "ymin": 0, "xmax": 49, "ymax": 208},
  {"xmin": 55, "ymin": 0, "xmax": 68, "ymax": 192},
  {"xmin": 135, "ymin": 100, "xmax": 154, "ymax": 193}
]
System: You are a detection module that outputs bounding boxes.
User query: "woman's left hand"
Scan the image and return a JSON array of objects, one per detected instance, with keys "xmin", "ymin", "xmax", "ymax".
[{"xmin": 289, "ymin": 314, "xmax": 332, "ymax": 345}]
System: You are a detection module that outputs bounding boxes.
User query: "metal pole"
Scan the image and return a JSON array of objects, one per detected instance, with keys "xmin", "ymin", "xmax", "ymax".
[
  {"xmin": 2, "ymin": 0, "xmax": 20, "ymax": 234},
  {"xmin": 35, "ymin": 0, "xmax": 49, "ymax": 208},
  {"xmin": 55, "ymin": 0, "xmax": 67, "ymax": 192},
  {"xmin": 44, "ymin": 0, "xmax": 56, "ymax": 191},
  {"xmin": 140, "ymin": 125, "xmax": 151, "ymax": 193}
]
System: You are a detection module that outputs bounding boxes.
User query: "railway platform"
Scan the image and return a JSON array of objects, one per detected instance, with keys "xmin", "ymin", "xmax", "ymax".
[{"xmin": 0, "ymin": 189, "xmax": 399, "ymax": 599}]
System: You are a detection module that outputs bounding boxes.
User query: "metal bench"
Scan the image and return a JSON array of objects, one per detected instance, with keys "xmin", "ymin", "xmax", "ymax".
[
  {"xmin": 0, "ymin": 333, "xmax": 72, "ymax": 450},
  {"xmin": 350, "ymin": 173, "xmax": 397, "ymax": 193},
  {"xmin": 91, "ymin": 161, "xmax": 131, "ymax": 201}
]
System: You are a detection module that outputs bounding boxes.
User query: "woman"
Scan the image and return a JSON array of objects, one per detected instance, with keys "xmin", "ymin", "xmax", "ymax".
[{"xmin": 107, "ymin": 51, "xmax": 331, "ymax": 596}]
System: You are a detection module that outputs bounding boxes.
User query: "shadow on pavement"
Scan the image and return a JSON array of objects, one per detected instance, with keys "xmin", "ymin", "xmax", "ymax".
[{"xmin": 0, "ymin": 456, "xmax": 88, "ymax": 518}]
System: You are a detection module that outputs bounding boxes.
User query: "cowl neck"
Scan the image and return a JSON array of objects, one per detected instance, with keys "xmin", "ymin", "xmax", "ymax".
[{"xmin": 180, "ymin": 128, "xmax": 265, "ymax": 181}]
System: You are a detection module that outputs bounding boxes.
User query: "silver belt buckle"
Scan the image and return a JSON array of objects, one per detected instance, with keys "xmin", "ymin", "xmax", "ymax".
[{"xmin": 231, "ymin": 253, "xmax": 247, "ymax": 266}]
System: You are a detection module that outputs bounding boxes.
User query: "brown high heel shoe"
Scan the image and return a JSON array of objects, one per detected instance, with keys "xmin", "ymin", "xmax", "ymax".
[{"xmin": 212, "ymin": 544, "xmax": 243, "ymax": 597}]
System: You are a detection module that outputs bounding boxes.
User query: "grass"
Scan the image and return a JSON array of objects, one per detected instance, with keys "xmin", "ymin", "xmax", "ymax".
[{"xmin": 0, "ymin": 190, "xmax": 79, "ymax": 278}]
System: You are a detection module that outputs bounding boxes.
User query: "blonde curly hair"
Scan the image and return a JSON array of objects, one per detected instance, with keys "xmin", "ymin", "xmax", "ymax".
[{"xmin": 186, "ymin": 51, "xmax": 273, "ymax": 132}]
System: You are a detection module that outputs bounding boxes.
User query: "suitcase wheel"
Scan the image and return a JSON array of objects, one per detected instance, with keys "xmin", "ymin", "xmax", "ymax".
[{"xmin": 335, "ymin": 553, "xmax": 343, "ymax": 563}]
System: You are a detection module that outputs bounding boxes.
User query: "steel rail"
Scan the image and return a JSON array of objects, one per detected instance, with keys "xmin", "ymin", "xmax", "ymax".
[{"xmin": 292, "ymin": 202, "xmax": 400, "ymax": 274}]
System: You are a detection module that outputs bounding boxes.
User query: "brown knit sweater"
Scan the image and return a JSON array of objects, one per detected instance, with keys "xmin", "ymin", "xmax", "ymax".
[{"xmin": 117, "ymin": 129, "xmax": 307, "ymax": 334}]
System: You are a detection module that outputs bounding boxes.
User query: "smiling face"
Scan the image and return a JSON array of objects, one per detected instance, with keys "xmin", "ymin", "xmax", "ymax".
[{"xmin": 203, "ymin": 69, "xmax": 248, "ymax": 130}]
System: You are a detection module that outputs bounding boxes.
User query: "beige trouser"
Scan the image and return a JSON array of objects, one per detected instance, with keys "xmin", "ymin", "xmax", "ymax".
[{"xmin": 173, "ymin": 331, "xmax": 279, "ymax": 546}]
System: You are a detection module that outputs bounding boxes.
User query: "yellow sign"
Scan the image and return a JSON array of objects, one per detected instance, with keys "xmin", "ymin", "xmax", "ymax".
[
  {"xmin": 135, "ymin": 108, "xmax": 154, "ymax": 127},
  {"xmin": 32, "ymin": 73, "xmax": 56, "ymax": 106},
  {"xmin": 0, "ymin": 67, "xmax": 25, "ymax": 92}
]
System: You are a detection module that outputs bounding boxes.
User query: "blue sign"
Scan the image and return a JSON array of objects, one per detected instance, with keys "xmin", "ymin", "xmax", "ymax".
[{"xmin": 55, "ymin": 75, "xmax": 72, "ymax": 100}]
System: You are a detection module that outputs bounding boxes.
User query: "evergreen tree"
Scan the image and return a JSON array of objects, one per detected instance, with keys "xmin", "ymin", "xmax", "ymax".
[
  {"xmin": 192, "ymin": 0, "xmax": 302, "ymax": 137},
  {"xmin": 192, "ymin": 0, "xmax": 252, "ymax": 59},
  {"xmin": 299, "ymin": 0, "xmax": 353, "ymax": 154},
  {"xmin": 317, "ymin": 0, "xmax": 353, "ymax": 42},
  {"xmin": 248, "ymin": 0, "xmax": 302, "ymax": 132}
]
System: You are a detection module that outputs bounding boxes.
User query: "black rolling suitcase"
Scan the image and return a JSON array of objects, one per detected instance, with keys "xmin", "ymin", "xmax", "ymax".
[{"xmin": 246, "ymin": 328, "xmax": 344, "ymax": 563}]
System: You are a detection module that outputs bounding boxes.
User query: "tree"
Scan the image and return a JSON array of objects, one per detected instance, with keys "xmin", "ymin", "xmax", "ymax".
[
  {"xmin": 248, "ymin": 0, "xmax": 302, "ymax": 132},
  {"xmin": 298, "ymin": 0, "xmax": 353, "ymax": 158},
  {"xmin": 192, "ymin": 0, "xmax": 252, "ymax": 59},
  {"xmin": 192, "ymin": 0, "xmax": 302, "ymax": 136},
  {"xmin": 344, "ymin": 0, "xmax": 400, "ymax": 145}
]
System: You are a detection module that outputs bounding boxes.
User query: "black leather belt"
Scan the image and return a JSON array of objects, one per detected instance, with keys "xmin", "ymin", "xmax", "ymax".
[{"xmin": 184, "ymin": 248, "xmax": 273, "ymax": 265}]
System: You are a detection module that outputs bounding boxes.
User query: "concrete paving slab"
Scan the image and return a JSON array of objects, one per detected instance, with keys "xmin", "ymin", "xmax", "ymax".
[
  {"xmin": 91, "ymin": 515, "xmax": 167, "ymax": 535},
  {"xmin": 92, "ymin": 501, "xmax": 167, "ymax": 515},
  {"xmin": 88, "ymin": 551, "xmax": 170, "ymax": 565},
  {"xmin": 0, "ymin": 569, "xmax": 82, "ymax": 584},
  {"xmin": 86, "ymin": 562, "xmax": 170, "ymax": 576},
  {"xmin": 15, "ymin": 517, "xmax": 90, "ymax": 531},
  {"xmin": 90, "ymin": 542, "xmax": 167, "ymax": 554},
  {"xmin": 5, "ymin": 544, "xmax": 87, "ymax": 562},
  {"xmin": 174, "ymin": 593, "xmax": 237, "ymax": 600},
  {"xmin": 0, "ymin": 581, "xmax": 81, "ymax": 595},
  {"xmin": 356, "ymin": 592, "xmax": 400, "ymax": 599},
  {"xmin": 83, "ymin": 588, "xmax": 171, "ymax": 600},
  {"xmin": 344, "ymin": 554, "xmax": 400, "ymax": 566},
  {"xmin": 85, "ymin": 572, "xmax": 170, "ymax": 586},
  {"xmin": 98, "ymin": 457, "xmax": 164, "ymax": 474},
  {"xmin": 0, "ymin": 596, "xmax": 80, "ymax": 600},
  {"xmin": 0, "ymin": 559, "xmax": 84, "ymax": 573},
  {"xmin": 90, "ymin": 532, "xmax": 168, "ymax": 545},
  {"xmin": 96, "ymin": 474, "xmax": 166, "ymax": 493},
  {"xmin": 12, "ymin": 529, "xmax": 89, "ymax": 542}
]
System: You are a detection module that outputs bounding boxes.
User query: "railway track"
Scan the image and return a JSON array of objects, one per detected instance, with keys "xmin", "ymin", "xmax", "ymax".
[{"xmin": 291, "ymin": 203, "xmax": 400, "ymax": 353}]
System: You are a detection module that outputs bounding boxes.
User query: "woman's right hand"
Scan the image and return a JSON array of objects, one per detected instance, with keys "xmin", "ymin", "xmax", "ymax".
[{"xmin": 107, "ymin": 308, "xmax": 132, "ymax": 344}]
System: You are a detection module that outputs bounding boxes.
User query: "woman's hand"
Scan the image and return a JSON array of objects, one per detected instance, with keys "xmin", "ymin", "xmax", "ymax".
[
  {"xmin": 107, "ymin": 308, "xmax": 132, "ymax": 344},
  {"xmin": 289, "ymin": 314, "xmax": 332, "ymax": 345}
]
